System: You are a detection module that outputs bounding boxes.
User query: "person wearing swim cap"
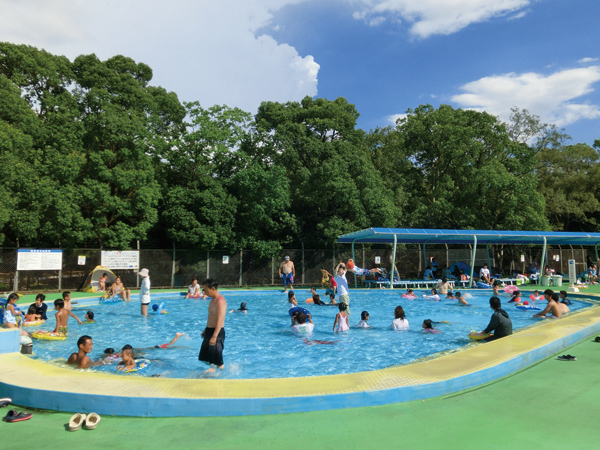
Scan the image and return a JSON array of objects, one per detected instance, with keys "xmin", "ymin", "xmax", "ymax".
[{"xmin": 229, "ymin": 302, "xmax": 248, "ymax": 313}]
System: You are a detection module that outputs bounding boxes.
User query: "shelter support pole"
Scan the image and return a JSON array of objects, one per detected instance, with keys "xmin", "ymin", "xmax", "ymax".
[
  {"xmin": 595, "ymin": 243, "xmax": 600, "ymax": 261},
  {"xmin": 540, "ymin": 237, "xmax": 547, "ymax": 279},
  {"xmin": 423, "ymin": 243, "xmax": 427, "ymax": 270},
  {"xmin": 469, "ymin": 237, "xmax": 477, "ymax": 288},
  {"xmin": 352, "ymin": 239, "xmax": 357, "ymax": 289},
  {"xmin": 486, "ymin": 244, "xmax": 491, "ymax": 271},
  {"xmin": 390, "ymin": 234, "xmax": 397, "ymax": 290}
]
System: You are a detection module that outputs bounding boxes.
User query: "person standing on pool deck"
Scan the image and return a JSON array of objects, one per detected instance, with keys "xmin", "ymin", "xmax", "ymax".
[
  {"xmin": 199, "ymin": 278, "xmax": 227, "ymax": 372},
  {"xmin": 279, "ymin": 256, "xmax": 295, "ymax": 293},
  {"xmin": 139, "ymin": 268, "xmax": 151, "ymax": 316},
  {"xmin": 334, "ymin": 262, "xmax": 350, "ymax": 312}
]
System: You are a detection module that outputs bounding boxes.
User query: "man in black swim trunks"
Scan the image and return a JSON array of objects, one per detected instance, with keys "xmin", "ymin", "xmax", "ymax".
[{"xmin": 199, "ymin": 279, "xmax": 227, "ymax": 373}]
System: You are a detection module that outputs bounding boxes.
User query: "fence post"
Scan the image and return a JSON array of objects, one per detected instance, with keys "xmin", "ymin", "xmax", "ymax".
[
  {"xmin": 239, "ymin": 249, "xmax": 243, "ymax": 287},
  {"xmin": 13, "ymin": 271, "xmax": 19, "ymax": 292},
  {"xmin": 301, "ymin": 242, "xmax": 305, "ymax": 286},
  {"xmin": 207, "ymin": 251, "xmax": 210, "ymax": 279},
  {"xmin": 171, "ymin": 242, "xmax": 176, "ymax": 288},
  {"xmin": 271, "ymin": 257, "xmax": 274, "ymax": 286},
  {"xmin": 136, "ymin": 240, "xmax": 140, "ymax": 288}
]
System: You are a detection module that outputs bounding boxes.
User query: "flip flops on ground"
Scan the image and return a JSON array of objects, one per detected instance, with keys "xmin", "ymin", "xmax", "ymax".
[
  {"xmin": 558, "ymin": 355, "xmax": 577, "ymax": 361},
  {"xmin": 3, "ymin": 410, "xmax": 32, "ymax": 422},
  {"xmin": 594, "ymin": 336, "xmax": 600, "ymax": 342},
  {"xmin": 68, "ymin": 413, "xmax": 86, "ymax": 431},
  {"xmin": 83, "ymin": 412, "xmax": 101, "ymax": 430},
  {"xmin": 0, "ymin": 398, "xmax": 11, "ymax": 408}
]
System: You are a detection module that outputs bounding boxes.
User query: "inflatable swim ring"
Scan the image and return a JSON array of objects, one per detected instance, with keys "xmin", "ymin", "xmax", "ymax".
[
  {"xmin": 305, "ymin": 298, "xmax": 314, "ymax": 304},
  {"xmin": 101, "ymin": 295, "xmax": 123, "ymax": 303},
  {"xmin": 23, "ymin": 320, "xmax": 44, "ymax": 327},
  {"xmin": 118, "ymin": 359, "xmax": 151, "ymax": 373},
  {"xmin": 529, "ymin": 294, "xmax": 542, "ymax": 301},
  {"xmin": 401, "ymin": 294, "xmax": 417, "ymax": 299},
  {"xmin": 504, "ymin": 285, "xmax": 519, "ymax": 293},
  {"xmin": 31, "ymin": 331, "xmax": 67, "ymax": 341},
  {"xmin": 468, "ymin": 331, "xmax": 492, "ymax": 340},
  {"xmin": 477, "ymin": 282, "xmax": 492, "ymax": 289}
]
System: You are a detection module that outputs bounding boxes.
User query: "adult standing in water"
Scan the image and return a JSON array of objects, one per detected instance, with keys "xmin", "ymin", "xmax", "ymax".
[
  {"xmin": 199, "ymin": 279, "xmax": 227, "ymax": 373},
  {"xmin": 139, "ymin": 268, "xmax": 151, "ymax": 316},
  {"xmin": 278, "ymin": 255, "xmax": 295, "ymax": 293}
]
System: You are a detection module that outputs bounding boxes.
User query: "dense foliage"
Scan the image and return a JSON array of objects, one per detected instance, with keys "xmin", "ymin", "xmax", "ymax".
[{"xmin": 1, "ymin": 43, "xmax": 599, "ymax": 254}]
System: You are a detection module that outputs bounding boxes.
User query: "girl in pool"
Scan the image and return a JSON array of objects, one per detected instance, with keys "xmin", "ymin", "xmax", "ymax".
[
  {"xmin": 508, "ymin": 290, "xmax": 522, "ymax": 303},
  {"xmin": 422, "ymin": 319, "xmax": 441, "ymax": 333},
  {"xmin": 333, "ymin": 302, "xmax": 350, "ymax": 332},
  {"xmin": 25, "ymin": 305, "xmax": 43, "ymax": 322},
  {"xmin": 422, "ymin": 289, "xmax": 440, "ymax": 301},
  {"xmin": 391, "ymin": 305, "xmax": 409, "ymax": 330},
  {"xmin": 529, "ymin": 290, "xmax": 543, "ymax": 302},
  {"xmin": 492, "ymin": 280, "xmax": 501, "ymax": 297},
  {"xmin": 455, "ymin": 291, "xmax": 469, "ymax": 306},
  {"xmin": 445, "ymin": 292, "xmax": 455, "ymax": 300},
  {"xmin": 288, "ymin": 291, "xmax": 298, "ymax": 307},
  {"xmin": 401, "ymin": 289, "xmax": 417, "ymax": 299},
  {"xmin": 356, "ymin": 310, "xmax": 371, "ymax": 328}
]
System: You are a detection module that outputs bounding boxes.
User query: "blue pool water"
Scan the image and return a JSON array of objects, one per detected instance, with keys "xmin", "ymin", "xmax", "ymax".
[{"xmin": 28, "ymin": 290, "xmax": 591, "ymax": 379}]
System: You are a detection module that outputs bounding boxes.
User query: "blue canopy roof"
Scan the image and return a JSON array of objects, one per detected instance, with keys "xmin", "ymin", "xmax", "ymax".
[{"xmin": 338, "ymin": 228, "xmax": 600, "ymax": 246}]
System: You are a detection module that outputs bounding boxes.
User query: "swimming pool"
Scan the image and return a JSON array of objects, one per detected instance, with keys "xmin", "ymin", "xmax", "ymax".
[{"xmin": 27, "ymin": 290, "xmax": 591, "ymax": 379}]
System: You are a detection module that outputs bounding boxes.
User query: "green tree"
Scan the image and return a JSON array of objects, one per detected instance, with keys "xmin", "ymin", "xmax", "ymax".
[
  {"xmin": 72, "ymin": 53, "xmax": 185, "ymax": 248},
  {"xmin": 536, "ymin": 143, "xmax": 600, "ymax": 231},
  {"xmin": 392, "ymin": 104, "xmax": 548, "ymax": 230},
  {"xmin": 256, "ymin": 96, "xmax": 400, "ymax": 247}
]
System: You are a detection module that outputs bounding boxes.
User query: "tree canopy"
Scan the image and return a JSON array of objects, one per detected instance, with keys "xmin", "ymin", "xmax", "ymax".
[{"xmin": 1, "ymin": 42, "xmax": 599, "ymax": 251}]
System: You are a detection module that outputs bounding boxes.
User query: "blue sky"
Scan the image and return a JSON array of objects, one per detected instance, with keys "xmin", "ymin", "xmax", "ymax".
[{"xmin": 1, "ymin": 0, "xmax": 599, "ymax": 145}]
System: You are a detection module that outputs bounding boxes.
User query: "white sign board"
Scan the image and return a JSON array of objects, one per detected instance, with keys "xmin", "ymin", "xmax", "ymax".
[
  {"xmin": 101, "ymin": 251, "xmax": 140, "ymax": 270},
  {"xmin": 17, "ymin": 249, "xmax": 63, "ymax": 271},
  {"xmin": 375, "ymin": 256, "xmax": 381, "ymax": 264},
  {"xmin": 78, "ymin": 255, "xmax": 86, "ymax": 265},
  {"xmin": 568, "ymin": 259, "xmax": 577, "ymax": 284},
  {"xmin": 222, "ymin": 256, "xmax": 229, "ymax": 264}
]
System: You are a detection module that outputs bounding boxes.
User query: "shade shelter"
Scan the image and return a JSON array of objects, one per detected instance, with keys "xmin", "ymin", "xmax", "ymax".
[{"xmin": 337, "ymin": 228, "xmax": 600, "ymax": 288}]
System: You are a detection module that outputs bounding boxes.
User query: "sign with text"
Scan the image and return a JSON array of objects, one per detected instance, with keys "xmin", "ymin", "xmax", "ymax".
[
  {"xmin": 101, "ymin": 251, "xmax": 140, "ymax": 270},
  {"xmin": 17, "ymin": 249, "xmax": 63, "ymax": 271},
  {"xmin": 568, "ymin": 259, "xmax": 577, "ymax": 284}
]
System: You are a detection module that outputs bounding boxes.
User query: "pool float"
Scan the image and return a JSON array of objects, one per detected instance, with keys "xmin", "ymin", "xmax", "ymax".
[
  {"xmin": 152, "ymin": 302, "xmax": 168, "ymax": 314},
  {"xmin": 82, "ymin": 320, "xmax": 95, "ymax": 324},
  {"xmin": 401, "ymin": 294, "xmax": 417, "ymax": 299},
  {"xmin": 31, "ymin": 331, "xmax": 67, "ymax": 341},
  {"xmin": 187, "ymin": 294, "xmax": 202, "ymax": 299},
  {"xmin": 516, "ymin": 305, "xmax": 541, "ymax": 311},
  {"xmin": 23, "ymin": 320, "xmax": 44, "ymax": 327},
  {"xmin": 468, "ymin": 331, "xmax": 492, "ymax": 340},
  {"xmin": 529, "ymin": 294, "xmax": 543, "ymax": 301},
  {"xmin": 289, "ymin": 306, "xmax": 311, "ymax": 317},
  {"xmin": 504, "ymin": 285, "xmax": 519, "ymax": 293},
  {"xmin": 305, "ymin": 298, "xmax": 314, "ymax": 304},
  {"xmin": 117, "ymin": 359, "xmax": 151, "ymax": 373},
  {"xmin": 476, "ymin": 282, "xmax": 492, "ymax": 289}
]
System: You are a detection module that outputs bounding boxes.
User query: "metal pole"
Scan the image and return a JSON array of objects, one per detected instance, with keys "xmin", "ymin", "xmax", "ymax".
[
  {"xmin": 540, "ymin": 237, "xmax": 547, "ymax": 283},
  {"xmin": 206, "ymin": 251, "xmax": 210, "ymax": 279},
  {"xmin": 469, "ymin": 237, "xmax": 477, "ymax": 288},
  {"xmin": 390, "ymin": 234, "xmax": 397, "ymax": 290},
  {"xmin": 136, "ymin": 240, "xmax": 140, "ymax": 288},
  {"xmin": 352, "ymin": 239, "xmax": 357, "ymax": 289},
  {"xmin": 301, "ymin": 242, "xmax": 305, "ymax": 286},
  {"xmin": 171, "ymin": 242, "xmax": 176, "ymax": 288},
  {"xmin": 239, "ymin": 250, "xmax": 243, "ymax": 286},
  {"xmin": 271, "ymin": 257, "xmax": 275, "ymax": 286}
]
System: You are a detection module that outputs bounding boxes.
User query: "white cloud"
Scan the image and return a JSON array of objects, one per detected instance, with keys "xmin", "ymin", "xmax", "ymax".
[
  {"xmin": 0, "ymin": 0, "xmax": 318, "ymax": 114},
  {"xmin": 579, "ymin": 57, "xmax": 599, "ymax": 64},
  {"xmin": 387, "ymin": 113, "xmax": 408, "ymax": 124},
  {"xmin": 353, "ymin": 0, "xmax": 531, "ymax": 38},
  {"xmin": 451, "ymin": 66, "xmax": 600, "ymax": 127}
]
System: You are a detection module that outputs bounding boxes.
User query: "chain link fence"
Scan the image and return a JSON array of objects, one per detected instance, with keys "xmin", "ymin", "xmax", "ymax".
[{"xmin": 0, "ymin": 245, "xmax": 593, "ymax": 293}]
